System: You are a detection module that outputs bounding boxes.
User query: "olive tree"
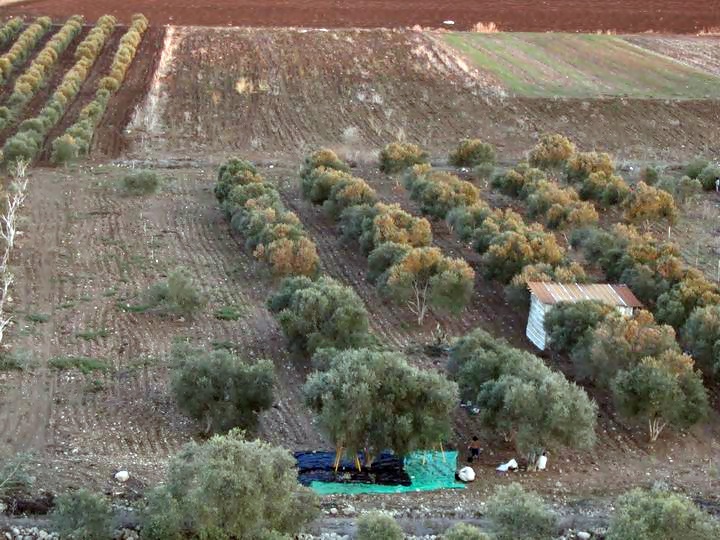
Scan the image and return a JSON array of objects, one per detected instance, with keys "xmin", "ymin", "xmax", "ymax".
[
  {"xmin": 486, "ymin": 483, "xmax": 557, "ymax": 540},
  {"xmin": 528, "ymin": 133, "xmax": 575, "ymax": 172},
  {"xmin": 623, "ymin": 181, "xmax": 678, "ymax": 226},
  {"xmin": 299, "ymin": 148, "xmax": 349, "ymax": 181},
  {"xmin": 304, "ymin": 348, "xmax": 458, "ymax": 464},
  {"xmin": 576, "ymin": 310, "xmax": 679, "ymax": 385},
  {"xmin": 170, "ymin": 343, "xmax": 275, "ymax": 434},
  {"xmin": 612, "ymin": 353, "xmax": 708, "ymax": 441},
  {"xmin": 449, "ymin": 329, "xmax": 597, "ymax": 456},
  {"xmin": 607, "ymin": 488, "xmax": 720, "ymax": 540},
  {"xmin": 267, "ymin": 276, "xmax": 371, "ymax": 355},
  {"xmin": 449, "ymin": 139, "xmax": 496, "ymax": 167},
  {"xmin": 384, "ymin": 246, "xmax": 475, "ymax": 325},
  {"xmin": 52, "ymin": 490, "xmax": 113, "ymax": 540},
  {"xmin": 215, "ymin": 158, "xmax": 263, "ymax": 203},
  {"xmin": 683, "ymin": 305, "xmax": 720, "ymax": 374},
  {"xmin": 544, "ymin": 300, "xmax": 613, "ymax": 353},
  {"xmin": 140, "ymin": 430, "xmax": 319, "ymax": 540},
  {"xmin": 379, "ymin": 141, "xmax": 429, "ymax": 173}
]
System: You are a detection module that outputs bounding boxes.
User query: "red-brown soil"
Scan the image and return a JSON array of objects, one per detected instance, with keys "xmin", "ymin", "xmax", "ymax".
[{"xmin": 4, "ymin": 0, "xmax": 720, "ymax": 33}]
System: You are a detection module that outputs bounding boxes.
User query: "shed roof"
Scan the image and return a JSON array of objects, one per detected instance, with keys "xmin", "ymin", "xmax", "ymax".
[{"xmin": 527, "ymin": 282, "xmax": 643, "ymax": 308}]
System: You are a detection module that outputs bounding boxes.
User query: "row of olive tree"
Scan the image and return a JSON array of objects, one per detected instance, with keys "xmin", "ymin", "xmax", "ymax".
[
  {"xmin": 216, "ymin": 158, "xmax": 320, "ymax": 277},
  {"xmin": 448, "ymin": 328, "xmax": 597, "ymax": 459},
  {"xmin": 50, "ymin": 14, "xmax": 149, "ymax": 163},
  {"xmin": 545, "ymin": 303, "xmax": 709, "ymax": 441},
  {"xmin": 0, "ymin": 17, "xmax": 52, "ymax": 86},
  {"xmin": 301, "ymin": 148, "xmax": 475, "ymax": 325},
  {"xmin": 0, "ymin": 16, "xmax": 84, "ymax": 132},
  {"xmin": 2, "ymin": 15, "xmax": 117, "ymax": 165},
  {"xmin": 0, "ymin": 18, "xmax": 23, "ymax": 50}
]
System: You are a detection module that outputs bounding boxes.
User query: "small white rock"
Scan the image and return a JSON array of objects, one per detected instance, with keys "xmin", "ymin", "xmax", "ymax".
[
  {"xmin": 115, "ymin": 470, "xmax": 130, "ymax": 482},
  {"xmin": 577, "ymin": 532, "xmax": 591, "ymax": 540}
]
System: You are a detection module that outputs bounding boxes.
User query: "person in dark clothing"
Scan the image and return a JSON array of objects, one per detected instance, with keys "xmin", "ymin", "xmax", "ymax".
[{"xmin": 468, "ymin": 436, "xmax": 482, "ymax": 463}]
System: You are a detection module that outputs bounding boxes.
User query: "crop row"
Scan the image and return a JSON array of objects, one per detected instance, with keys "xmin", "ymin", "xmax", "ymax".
[
  {"xmin": 0, "ymin": 16, "xmax": 84, "ymax": 132},
  {"xmin": 2, "ymin": 16, "xmax": 117, "ymax": 165},
  {"xmin": 52, "ymin": 13, "xmax": 149, "ymax": 162},
  {"xmin": 215, "ymin": 159, "xmax": 320, "ymax": 277},
  {"xmin": 0, "ymin": 18, "xmax": 23, "ymax": 50},
  {"xmin": 0, "ymin": 17, "xmax": 52, "ymax": 86}
]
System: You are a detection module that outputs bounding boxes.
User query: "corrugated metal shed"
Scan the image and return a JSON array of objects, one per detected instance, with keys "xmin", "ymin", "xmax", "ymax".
[
  {"xmin": 527, "ymin": 282, "xmax": 643, "ymax": 308},
  {"xmin": 525, "ymin": 282, "xmax": 643, "ymax": 350}
]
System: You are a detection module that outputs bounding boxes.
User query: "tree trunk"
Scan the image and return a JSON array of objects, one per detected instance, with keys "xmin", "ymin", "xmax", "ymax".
[{"xmin": 649, "ymin": 418, "xmax": 667, "ymax": 442}]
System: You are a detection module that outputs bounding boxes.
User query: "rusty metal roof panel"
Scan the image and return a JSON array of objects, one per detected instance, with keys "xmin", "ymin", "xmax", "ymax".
[{"xmin": 527, "ymin": 282, "xmax": 643, "ymax": 308}]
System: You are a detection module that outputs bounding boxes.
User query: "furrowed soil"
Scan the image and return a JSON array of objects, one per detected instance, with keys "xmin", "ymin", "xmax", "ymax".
[
  {"xmin": 3, "ymin": 0, "xmax": 720, "ymax": 33},
  {"xmin": 626, "ymin": 35, "xmax": 720, "ymax": 77},
  {"xmin": 127, "ymin": 28, "xmax": 720, "ymax": 163}
]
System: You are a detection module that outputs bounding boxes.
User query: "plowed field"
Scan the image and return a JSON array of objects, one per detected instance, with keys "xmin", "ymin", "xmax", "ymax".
[
  {"xmin": 128, "ymin": 28, "xmax": 720, "ymax": 162},
  {"xmin": 4, "ymin": 0, "xmax": 720, "ymax": 33}
]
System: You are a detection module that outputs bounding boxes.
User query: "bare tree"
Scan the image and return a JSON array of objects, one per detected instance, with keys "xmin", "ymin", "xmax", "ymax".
[{"xmin": 0, "ymin": 159, "xmax": 29, "ymax": 346}]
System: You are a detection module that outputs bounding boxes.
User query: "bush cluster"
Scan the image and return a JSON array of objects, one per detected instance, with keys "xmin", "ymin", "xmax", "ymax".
[
  {"xmin": 448, "ymin": 138, "xmax": 496, "ymax": 168},
  {"xmin": 52, "ymin": 14, "xmax": 148, "ymax": 161},
  {"xmin": 0, "ymin": 18, "xmax": 23, "ymax": 50},
  {"xmin": 217, "ymin": 158, "xmax": 320, "ymax": 277},
  {"xmin": 492, "ymin": 163, "xmax": 599, "ymax": 229},
  {"xmin": 697, "ymin": 162, "xmax": 720, "ymax": 191},
  {"xmin": 545, "ymin": 305, "xmax": 708, "ymax": 440},
  {"xmin": 379, "ymin": 141, "xmax": 430, "ymax": 173},
  {"xmin": 302, "ymin": 149, "xmax": 475, "ymax": 324},
  {"xmin": 0, "ymin": 17, "xmax": 52, "ymax": 86},
  {"xmin": 404, "ymin": 164, "xmax": 480, "ymax": 219},
  {"xmin": 2, "ymin": 15, "xmax": 117, "ymax": 166},
  {"xmin": 449, "ymin": 328, "xmax": 597, "ymax": 456},
  {"xmin": 657, "ymin": 175, "xmax": 703, "ymax": 205},
  {"xmin": 0, "ymin": 16, "xmax": 84, "ymax": 131},
  {"xmin": 623, "ymin": 181, "xmax": 678, "ymax": 225}
]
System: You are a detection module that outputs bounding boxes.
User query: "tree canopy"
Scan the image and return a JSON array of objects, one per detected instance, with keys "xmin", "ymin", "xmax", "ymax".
[{"xmin": 304, "ymin": 348, "xmax": 458, "ymax": 460}]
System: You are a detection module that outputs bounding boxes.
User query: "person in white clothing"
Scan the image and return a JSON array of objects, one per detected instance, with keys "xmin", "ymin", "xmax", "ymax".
[{"xmin": 536, "ymin": 451, "xmax": 548, "ymax": 471}]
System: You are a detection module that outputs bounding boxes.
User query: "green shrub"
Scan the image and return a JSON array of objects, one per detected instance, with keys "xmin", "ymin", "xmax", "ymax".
[
  {"xmin": 122, "ymin": 170, "xmax": 160, "ymax": 195},
  {"xmin": 486, "ymin": 483, "xmax": 557, "ymax": 540},
  {"xmin": 379, "ymin": 141, "xmax": 429, "ymax": 173},
  {"xmin": 300, "ymin": 166, "xmax": 353, "ymax": 204},
  {"xmin": 639, "ymin": 165, "xmax": 660, "ymax": 185},
  {"xmin": 51, "ymin": 134, "xmax": 79, "ymax": 165},
  {"xmin": 140, "ymin": 430, "xmax": 318, "ymax": 539},
  {"xmin": 697, "ymin": 163, "xmax": 720, "ymax": 191},
  {"xmin": 685, "ymin": 157, "xmax": 709, "ymax": 179},
  {"xmin": 323, "ymin": 176, "xmax": 378, "ymax": 219},
  {"xmin": 449, "ymin": 139, "xmax": 496, "ymax": 167},
  {"xmin": 0, "ymin": 452, "xmax": 34, "ymax": 497},
  {"xmin": 607, "ymin": 488, "xmax": 720, "ymax": 539},
  {"xmin": 170, "ymin": 343, "xmax": 275, "ymax": 434},
  {"xmin": 215, "ymin": 158, "xmax": 262, "ymax": 202},
  {"xmin": 544, "ymin": 300, "xmax": 613, "ymax": 353},
  {"xmin": 356, "ymin": 512, "xmax": 404, "ymax": 540},
  {"xmin": 443, "ymin": 523, "xmax": 490, "ymax": 540},
  {"xmin": 52, "ymin": 490, "xmax": 114, "ymax": 540}
]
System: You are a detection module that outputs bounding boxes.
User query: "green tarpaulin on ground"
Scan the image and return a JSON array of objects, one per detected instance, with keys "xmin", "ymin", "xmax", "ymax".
[{"xmin": 309, "ymin": 450, "xmax": 465, "ymax": 495}]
